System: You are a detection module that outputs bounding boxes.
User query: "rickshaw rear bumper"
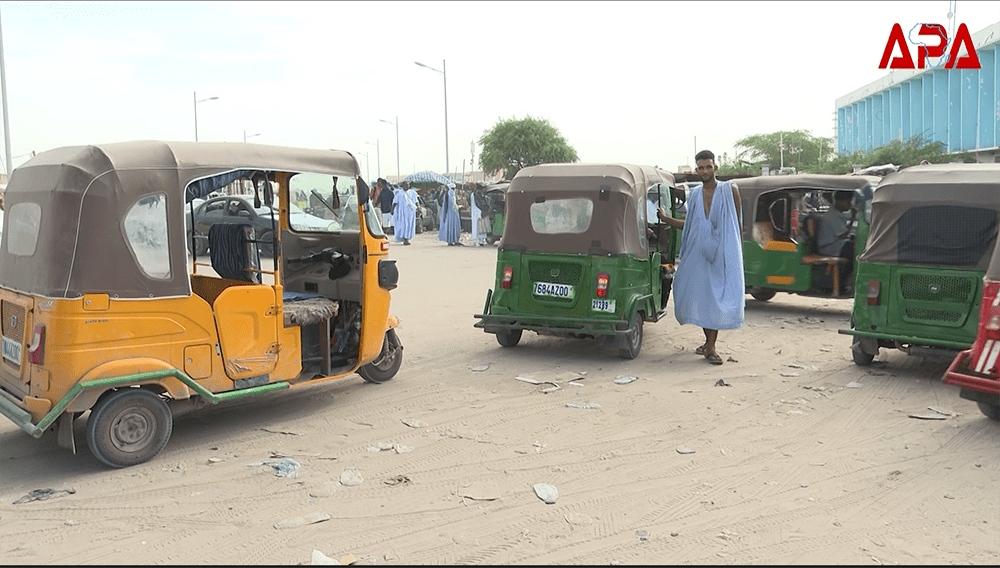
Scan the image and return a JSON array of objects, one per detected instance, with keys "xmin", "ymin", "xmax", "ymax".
[
  {"xmin": 473, "ymin": 313, "xmax": 631, "ymax": 337},
  {"xmin": 943, "ymin": 349, "xmax": 1000, "ymax": 405}
]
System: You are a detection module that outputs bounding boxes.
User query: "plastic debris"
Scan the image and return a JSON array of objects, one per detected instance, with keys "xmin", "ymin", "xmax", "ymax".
[
  {"xmin": 400, "ymin": 417, "xmax": 428, "ymax": 428},
  {"xmin": 340, "ymin": 468, "xmax": 364, "ymax": 486},
  {"xmin": 907, "ymin": 413, "xmax": 947, "ymax": 420},
  {"xmin": 614, "ymin": 376, "xmax": 638, "ymax": 385},
  {"xmin": 714, "ymin": 379, "xmax": 731, "ymax": 387},
  {"xmin": 928, "ymin": 406, "xmax": 957, "ymax": 417},
  {"xmin": 635, "ymin": 529, "xmax": 649, "ymax": 541},
  {"xmin": 460, "ymin": 481, "xmax": 501, "ymax": 501},
  {"xmin": 565, "ymin": 402, "xmax": 601, "ymax": 409},
  {"xmin": 248, "ymin": 458, "xmax": 301, "ymax": 478},
  {"xmin": 470, "ymin": 364, "xmax": 489, "ymax": 372},
  {"xmin": 676, "ymin": 445, "xmax": 695, "ymax": 455},
  {"xmin": 12, "ymin": 487, "xmax": 76, "ymax": 505},
  {"xmin": 274, "ymin": 511, "xmax": 330, "ymax": 529},
  {"xmin": 311, "ymin": 550, "xmax": 339, "ymax": 565},
  {"xmin": 533, "ymin": 483, "xmax": 559, "ymax": 504},
  {"xmin": 845, "ymin": 381, "xmax": 863, "ymax": 388},
  {"xmin": 366, "ymin": 442, "xmax": 412, "ymax": 454}
]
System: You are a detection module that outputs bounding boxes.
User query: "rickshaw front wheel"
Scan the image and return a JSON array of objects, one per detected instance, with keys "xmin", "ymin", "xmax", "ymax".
[
  {"xmin": 359, "ymin": 329, "xmax": 403, "ymax": 384},
  {"xmin": 496, "ymin": 329, "xmax": 522, "ymax": 347},
  {"xmin": 618, "ymin": 312, "xmax": 643, "ymax": 360},
  {"xmin": 750, "ymin": 289, "xmax": 777, "ymax": 302},
  {"xmin": 977, "ymin": 402, "xmax": 1000, "ymax": 421},
  {"xmin": 86, "ymin": 388, "xmax": 173, "ymax": 469}
]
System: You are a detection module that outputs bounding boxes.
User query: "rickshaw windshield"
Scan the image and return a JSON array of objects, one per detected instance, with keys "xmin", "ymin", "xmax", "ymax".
[{"xmin": 288, "ymin": 173, "xmax": 360, "ymax": 233}]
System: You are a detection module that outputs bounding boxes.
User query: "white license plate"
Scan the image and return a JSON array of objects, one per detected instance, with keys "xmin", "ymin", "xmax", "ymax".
[
  {"xmin": 533, "ymin": 281, "xmax": 574, "ymax": 299},
  {"xmin": 2, "ymin": 335, "xmax": 22, "ymax": 366},
  {"xmin": 592, "ymin": 299, "xmax": 616, "ymax": 313}
]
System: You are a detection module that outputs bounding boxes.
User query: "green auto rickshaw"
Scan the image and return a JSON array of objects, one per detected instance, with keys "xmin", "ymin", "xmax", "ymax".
[
  {"xmin": 738, "ymin": 174, "xmax": 879, "ymax": 302},
  {"xmin": 839, "ymin": 163, "xmax": 1000, "ymax": 366},
  {"xmin": 473, "ymin": 163, "xmax": 679, "ymax": 359}
]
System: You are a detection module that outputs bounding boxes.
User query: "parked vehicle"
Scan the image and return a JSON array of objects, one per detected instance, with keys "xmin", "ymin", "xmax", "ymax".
[
  {"xmin": 189, "ymin": 194, "xmax": 339, "ymax": 256},
  {"xmin": 839, "ymin": 163, "xmax": 1000, "ymax": 366},
  {"xmin": 474, "ymin": 163, "xmax": 678, "ymax": 359},
  {"xmin": 0, "ymin": 141, "xmax": 402, "ymax": 467},
  {"xmin": 415, "ymin": 194, "xmax": 436, "ymax": 233},
  {"xmin": 738, "ymin": 174, "xmax": 878, "ymax": 302},
  {"xmin": 942, "ymin": 236, "xmax": 1000, "ymax": 420},
  {"xmin": 483, "ymin": 182, "xmax": 509, "ymax": 245}
]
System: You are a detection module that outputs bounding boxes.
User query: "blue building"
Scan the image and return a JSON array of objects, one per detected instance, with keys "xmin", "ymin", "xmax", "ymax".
[{"xmin": 836, "ymin": 22, "xmax": 1000, "ymax": 163}]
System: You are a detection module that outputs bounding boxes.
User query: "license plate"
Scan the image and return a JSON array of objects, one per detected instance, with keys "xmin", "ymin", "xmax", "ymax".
[
  {"xmin": 533, "ymin": 281, "xmax": 574, "ymax": 299},
  {"xmin": 2, "ymin": 335, "xmax": 22, "ymax": 366},
  {"xmin": 592, "ymin": 299, "xmax": 616, "ymax": 313}
]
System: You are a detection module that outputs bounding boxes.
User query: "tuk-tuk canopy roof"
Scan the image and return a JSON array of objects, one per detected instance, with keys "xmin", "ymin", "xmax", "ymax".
[
  {"xmin": 0, "ymin": 140, "xmax": 361, "ymax": 299},
  {"xmin": 501, "ymin": 163, "xmax": 674, "ymax": 256},
  {"xmin": 860, "ymin": 163, "xmax": 1000, "ymax": 271},
  {"xmin": 734, "ymin": 174, "xmax": 878, "ymax": 239}
]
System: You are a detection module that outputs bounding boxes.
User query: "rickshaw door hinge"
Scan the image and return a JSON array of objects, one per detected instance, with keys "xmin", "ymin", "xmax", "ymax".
[{"xmin": 265, "ymin": 305, "xmax": 279, "ymax": 317}]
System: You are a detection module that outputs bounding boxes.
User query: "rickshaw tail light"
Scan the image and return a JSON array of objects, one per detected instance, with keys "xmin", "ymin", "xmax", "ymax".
[
  {"xmin": 986, "ymin": 313, "xmax": 1000, "ymax": 331},
  {"xmin": 596, "ymin": 273, "xmax": 609, "ymax": 298},
  {"xmin": 27, "ymin": 324, "xmax": 45, "ymax": 365},
  {"xmin": 866, "ymin": 280, "xmax": 881, "ymax": 306},
  {"xmin": 501, "ymin": 266, "xmax": 513, "ymax": 289},
  {"xmin": 381, "ymin": 240, "xmax": 390, "ymax": 251}
]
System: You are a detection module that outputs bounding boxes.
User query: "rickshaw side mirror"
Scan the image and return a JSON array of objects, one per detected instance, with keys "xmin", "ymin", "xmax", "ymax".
[{"xmin": 357, "ymin": 177, "xmax": 370, "ymax": 206}]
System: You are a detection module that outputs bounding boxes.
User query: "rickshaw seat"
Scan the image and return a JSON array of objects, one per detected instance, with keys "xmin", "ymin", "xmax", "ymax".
[
  {"xmin": 282, "ymin": 292, "xmax": 339, "ymax": 327},
  {"xmin": 208, "ymin": 223, "xmax": 261, "ymax": 283},
  {"xmin": 802, "ymin": 255, "xmax": 851, "ymax": 297}
]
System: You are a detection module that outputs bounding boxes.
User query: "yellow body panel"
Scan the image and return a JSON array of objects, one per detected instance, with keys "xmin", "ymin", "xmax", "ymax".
[{"xmin": 213, "ymin": 285, "xmax": 279, "ymax": 380}]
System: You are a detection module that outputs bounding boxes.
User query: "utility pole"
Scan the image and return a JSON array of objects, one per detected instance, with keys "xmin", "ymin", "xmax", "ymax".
[{"xmin": 0, "ymin": 6, "xmax": 12, "ymax": 175}]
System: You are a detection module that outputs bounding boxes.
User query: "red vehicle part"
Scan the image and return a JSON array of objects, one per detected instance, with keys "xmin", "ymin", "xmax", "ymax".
[{"xmin": 943, "ymin": 281, "xmax": 1000, "ymax": 419}]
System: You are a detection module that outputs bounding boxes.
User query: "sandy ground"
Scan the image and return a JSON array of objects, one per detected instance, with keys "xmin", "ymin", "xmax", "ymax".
[{"xmin": 1, "ymin": 230, "xmax": 998, "ymax": 566}]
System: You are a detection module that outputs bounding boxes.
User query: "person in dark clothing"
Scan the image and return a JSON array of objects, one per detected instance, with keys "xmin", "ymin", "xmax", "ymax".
[{"xmin": 376, "ymin": 178, "xmax": 395, "ymax": 234}]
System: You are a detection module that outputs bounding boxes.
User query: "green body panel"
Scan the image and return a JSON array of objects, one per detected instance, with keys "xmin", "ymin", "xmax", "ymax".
[
  {"xmin": 477, "ymin": 250, "xmax": 662, "ymax": 336},
  {"xmin": 491, "ymin": 212, "xmax": 504, "ymax": 237},
  {"xmin": 743, "ymin": 240, "xmax": 813, "ymax": 292},
  {"xmin": 848, "ymin": 262, "xmax": 984, "ymax": 349}
]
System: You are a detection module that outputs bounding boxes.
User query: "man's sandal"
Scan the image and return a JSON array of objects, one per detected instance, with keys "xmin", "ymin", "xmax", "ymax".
[
  {"xmin": 704, "ymin": 350, "xmax": 724, "ymax": 365},
  {"xmin": 695, "ymin": 344, "xmax": 708, "ymax": 355}
]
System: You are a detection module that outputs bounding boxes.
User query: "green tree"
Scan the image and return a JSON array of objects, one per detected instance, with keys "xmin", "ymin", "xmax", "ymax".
[
  {"xmin": 812, "ymin": 137, "xmax": 974, "ymax": 174},
  {"xmin": 719, "ymin": 130, "xmax": 834, "ymax": 175},
  {"xmin": 478, "ymin": 116, "xmax": 579, "ymax": 180}
]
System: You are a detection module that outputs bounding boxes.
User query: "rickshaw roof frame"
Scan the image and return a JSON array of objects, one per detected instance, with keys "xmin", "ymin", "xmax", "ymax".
[{"xmin": 0, "ymin": 140, "xmax": 361, "ymax": 300}]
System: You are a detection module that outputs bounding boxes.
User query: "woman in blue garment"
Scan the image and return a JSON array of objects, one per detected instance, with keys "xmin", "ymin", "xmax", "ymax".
[{"xmin": 438, "ymin": 185, "xmax": 461, "ymax": 246}]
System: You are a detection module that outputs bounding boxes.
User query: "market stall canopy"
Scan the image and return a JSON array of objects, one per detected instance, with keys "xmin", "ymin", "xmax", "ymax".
[{"xmin": 403, "ymin": 170, "xmax": 455, "ymax": 188}]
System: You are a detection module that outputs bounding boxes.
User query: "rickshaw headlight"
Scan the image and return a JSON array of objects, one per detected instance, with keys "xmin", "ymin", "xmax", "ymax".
[
  {"xmin": 596, "ymin": 273, "xmax": 610, "ymax": 298},
  {"xmin": 866, "ymin": 280, "xmax": 881, "ymax": 306},
  {"xmin": 501, "ymin": 266, "xmax": 513, "ymax": 289}
]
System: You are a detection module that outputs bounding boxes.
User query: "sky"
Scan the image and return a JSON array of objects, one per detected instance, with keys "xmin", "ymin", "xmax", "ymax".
[{"xmin": 0, "ymin": 0, "xmax": 998, "ymax": 179}]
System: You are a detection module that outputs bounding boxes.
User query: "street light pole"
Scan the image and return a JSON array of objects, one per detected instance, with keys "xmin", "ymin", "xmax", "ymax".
[
  {"xmin": 379, "ymin": 117, "xmax": 400, "ymax": 181},
  {"xmin": 363, "ymin": 150, "xmax": 370, "ymax": 181},
  {"xmin": 193, "ymin": 91, "xmax": 219, "ymax": 142},
  {"xmin": 366, "ymin": 140, "xmax": 380, "ymax": 178},
  {"xmin": 0, "ymin": 6, "xmax": 12, "ymax": 176},
  {"xmin": 415, "ymin": 59, "xmax": 449, "ymax": 177},
  {"xmin": 244, "ymin": 131, "xmax": 260, "ymax": 143}
]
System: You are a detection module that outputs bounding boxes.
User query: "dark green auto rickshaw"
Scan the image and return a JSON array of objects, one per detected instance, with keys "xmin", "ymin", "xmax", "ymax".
[
  {"xmin": 473, "ymin": 163, "xmax": 678, "ymax": 359},
  {"xmin": 738, "ymin": 174, "xmax": 878, "ymax": 302},
  {"xmin": 839, "ymin": 163, "xmax": 1000, "ymax": 366}
]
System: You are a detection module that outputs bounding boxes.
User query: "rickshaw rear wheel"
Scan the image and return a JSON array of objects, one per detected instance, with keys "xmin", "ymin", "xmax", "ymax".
[
  {"xmin": 86, "ymin": 388, "xmax": 173, "ymax": 469},
  {"xmin": 359, "ymin": 329, "xmax": 403, "ymax": 384},
  {"xmin": 851, "ymin": 336, "xmax": 875, "ymax": 366},
  {"xmin": 750, "ymin": 289, "xmax": 777, "ymax": 302},
  {"xmin": 618, "ymin": 312, "xmax": 643, "ymax": 359},
  {"xmin": 977, "ymin": 402, "xmax": 1000, "ymax": 420},
  {"xmin": 496, "ymin": 329, "xmax": 522, "ymax": 347}
]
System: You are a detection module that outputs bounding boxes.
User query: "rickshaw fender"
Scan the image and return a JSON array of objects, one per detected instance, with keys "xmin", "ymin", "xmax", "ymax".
[{"xmin": 65, "ymin": 358, "xmax": 192, "ymax": 413}]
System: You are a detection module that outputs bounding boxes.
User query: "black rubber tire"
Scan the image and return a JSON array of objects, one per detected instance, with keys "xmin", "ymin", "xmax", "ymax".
[
  {"xmin": 851, "ymin": 336, "xmax": 875, "ymax": 366},
  {"xmin": 750, "ymin": 289, "xmax": 777, "ymax": 302},
  {"xmin": 358, "ymin": 329, "xmax": 403, "ymax": 384},
  {"xmin": 977, "ymin": 402, "xmax": 1000, "ymax": 421},
  {"xmin": 86, "ymin": 388, "xmax": 172, "ymax": 469},
  {"xmin": 618, "ymin": 312, "xmax": 643, "ymax": 359},
  {"xmin": 496, "ymin": 329, "xmax": 522, "ymax": 347}
]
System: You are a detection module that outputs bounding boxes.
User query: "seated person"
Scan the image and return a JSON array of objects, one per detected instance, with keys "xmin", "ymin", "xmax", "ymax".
[
  {"xmin": 816, "ymin": 192, "xmax": 855, "ymax": 258},
  {"xmin": 815, "ymin": 192, "xmax": 856, "ymax": 293}
]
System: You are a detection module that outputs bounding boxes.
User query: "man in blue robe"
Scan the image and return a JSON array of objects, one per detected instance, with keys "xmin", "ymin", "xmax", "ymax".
[
  {"xmin": 438, "ymin": 185, "xmax": 461, "ymax": 246},
  {"xmin": 657, "ymin": 150, "xmax": 744, "ymax": 365},
  {"xmin": 392, "ymin": 182, "xmax": 416, "ymax": 245}
]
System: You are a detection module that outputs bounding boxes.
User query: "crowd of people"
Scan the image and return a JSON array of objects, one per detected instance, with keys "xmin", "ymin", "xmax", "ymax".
[{"xmin": 370, "ymin": 179, "xmax": 493, "ymax": 247}]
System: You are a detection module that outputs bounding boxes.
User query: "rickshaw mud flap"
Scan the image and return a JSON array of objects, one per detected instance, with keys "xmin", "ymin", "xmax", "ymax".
[
  {"xmin": 943, "ymin": 350, "xmax": 1000, "ymax": 396},
  {"xmin": 837, "ymin": 328, "xmax": 972, "ymax": 350},
  {"xmin": 473, "ymin": 316, "xmax": 632, "ymax": 337},
  {"xmin": 0, "ymin": 369, "xmax": 290, "ymax": 439}
]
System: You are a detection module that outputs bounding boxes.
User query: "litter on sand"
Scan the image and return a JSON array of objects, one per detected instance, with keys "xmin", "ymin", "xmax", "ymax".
[
  {"xmin": 340, "ymin": 468, "xmax": 364, "ymax": 486},
  {"xmin": 676, "ymin": 445, "xmax": 696, "ymax": 454},
  {"xmin": 470, "ymin": 364, "xmax": 490, "ymax": 372},
  {"xmin": 614, "ymin": 376, "xmax": 638, "ymax": 385},
  {"xmin": 533, "ymin": 483, "xmax": 559, "ymax": 504},
  {"xmin": 400, "ymin": 417, "xmax": 428, "ymax": 428},
  {"xmin": 12, "ymin": 487, "xmax": 76, "ymax": 505},
  {"xmin": 248, "ymin": 458, "xmax": 302, "ymax": 478},
  {"xmin": 273, "ymin": 511, "xmax": 330, "ymax": 529},
  {"xmin": 565, "ymin": 402, "xmax": 602, "ymax": 409},
  {"xmin": 907, "ymin": 413, "xmax": 948, "ymax": 420}
]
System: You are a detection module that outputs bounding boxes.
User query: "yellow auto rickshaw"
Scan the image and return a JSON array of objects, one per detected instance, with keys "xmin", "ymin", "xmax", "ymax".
[{"xmin": 0, "ymin": 141, "xmax": 402, "ymax": 467}]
